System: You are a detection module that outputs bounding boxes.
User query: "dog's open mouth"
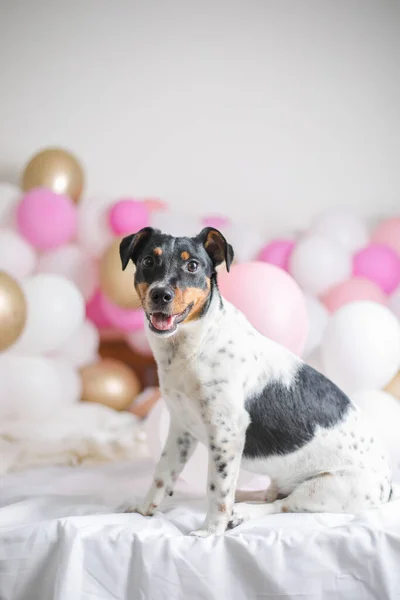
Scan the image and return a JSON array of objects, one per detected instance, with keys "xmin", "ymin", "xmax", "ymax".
[{"xmin": 148, "ymin": 304, "xmax": 193, "ymax": 334}]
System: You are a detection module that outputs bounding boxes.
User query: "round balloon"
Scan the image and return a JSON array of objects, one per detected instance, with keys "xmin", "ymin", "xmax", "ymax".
[
  {"xmin": 321, "ymin": 301, "xmax": 400, "ymax": 394},
  {"xmin": 80, "ymin": 359, "xmax": 141, "ymax": 410},
  {"xmin": 37, "ymin": 243, "xmax": 97, "ymax": 300},
  {"xmin": 108, "ymin": 199, "xmax": 149, "ymax": 235},
  {"xmin": 0, "ymin": 229, "xmax": 36, "ymax": 280},
  {"xmin": 17, "ymin": 187, "xmax": 77, "ymax": 250},
  {"xmin": 54, "ymin": 319, "xmax": 100, "ymax": 368},
  {"xmin": 322, "ymin": 277, "xmax": 387, "ymax": 313},
  {"xmin": 389, "ymin": 288, "xmax": 400, "ymax": 319},
  {"xmin": 310, "ymin": 210, "xmax": 369, "ymax": 252},
  {"xmin": 290, "ymin": 235, "xmax": 352, "ymax": 295},
  {"xmin": 0, "ymin": 272, "xmax": 27, "ymax": 352},
  {"xmin": 51, "ymin": 358, "xmax": 82, "ymax": 404},
  {"xmin": 218, "ymin": 262, "xmax": 308, "ymax": 355},
  {"xmin": 303, "ymin": 295, "xmax": 329, "ymax": 357},
  {"xmin": 257, "ymin": 239, "xmax": 295, "ymax": 272},
  {"xmin": 372, "ymin": 218, "xmax": 400, "ymax": 257},
  {"xmin": 99, "ymin": 238, "xmax": 141, "ymax": 309},
  {"xmin": 86, "ymin": 289, "xmax": 113, "ymax": 329},
  {"xmin": 13, "ymin": 274, "xmax": 85, "ymax": 355},
  {"xmin": 222, "ymin": 224, "xmax": 265, "ymax": 263},
  {"xmin": 77, "ymin": 195, "xmax": 115, "ymax": 258},
  {"xmin": 21, "ymin": 147, "xmax": 84, "ymax": 203},
  {"xmin": 353, "ymin": 243, "xmax": 400, "ymax": 295},
  {"xmin": 0, "ymin": 355, "xmax": 64, "ymax": 420},
  {"xmin": 100, "ymin": 294, "xmax": 144, "ymax": 332}
]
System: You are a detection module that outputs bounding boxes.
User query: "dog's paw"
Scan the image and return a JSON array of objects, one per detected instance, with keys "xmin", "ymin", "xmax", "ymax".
[
  {"xmin": 189, "ymin": 528, "xmax": 214, "ymax": 538},
  {"xmin": 123, "ymin": 502, "xmax": 157, "ymax": 516},
  {"xmin": 227, "ymin": 503, "xmax": 255, "ymax": 529}
]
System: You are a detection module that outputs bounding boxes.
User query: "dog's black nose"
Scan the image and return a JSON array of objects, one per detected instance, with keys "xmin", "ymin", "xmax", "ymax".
[{"xmin": 150, "ymin": 287, "xmax": 175, "ymax": 306}]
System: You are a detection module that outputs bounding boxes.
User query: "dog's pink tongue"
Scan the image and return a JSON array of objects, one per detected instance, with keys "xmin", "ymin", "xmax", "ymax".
[{"xmin": 151, "ymin": 313, "xmax": 175, "ymax": 331}]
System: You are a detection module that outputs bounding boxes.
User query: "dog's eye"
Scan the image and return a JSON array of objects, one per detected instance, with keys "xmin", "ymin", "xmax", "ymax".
[
  {"xmin": 142, "ymin": 256, "xmax": 155, "ymax": 269},
  {"xmin": 187, "ymin": 260, "xmax": 199, "ymax": 273}
]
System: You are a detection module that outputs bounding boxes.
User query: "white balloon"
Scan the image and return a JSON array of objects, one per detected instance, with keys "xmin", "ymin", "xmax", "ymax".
[
  {"xmin": 144, "ymin": 398, "xmax": 265, "ymax": 493},
  {"xmin": 126, "ymin": 328, "xmax": 152, "ymax": 356},
  {"xmin": 0, "ymin": 183, "xmax": 20, "ymax": 226},
  {"xmin": 0, "ymin": 228, "xmax": 37, "ymax": 279},
  {"xmin": 303, "ymin": 295, "xmax": 329, "ymax": 357},
  {"xmin": 290, "ymin": 234, "xmax": 352, "ymax": 295},
  {"xmin": 150, "ymin": 210, "xmax": 202, "ymax": 237},
  {"xmin": 51, "ymin": 358, "xmax": 82, "ymax": 404},
  {"xmin": 54, "ymin": 319, "xmax": 99, "ymax": 368},
  {"xmin": 0, "ymin": 356, "xmax": 64, "ymax": 420},
  {"xmin": 13, "ymin": 274, "xmax": 85, "ymax": 355},
  {"xmin": 352, "ymin": 389, "xmax": 400, "ymax": 479},
  {"xmin": 77, "ymin": 196, "xmax": 115, "ymax": 258},
  {"xmin": 321, "ymin": 301, "xmax": 400, "ymax": 394},
  {"xmin": 37, "ymin": 243, "xmax": 98, "ymax": 300},
  {"xmin": 311, "ymin": 210, "xmax": 369, "ymax": 252},
  {"xmin": 389, "ymin": 288, "xmax": 400, "ymax": 320},
  {"xmin": 222, "ymin": 223, "xmax": 264, "ymax": 263}
]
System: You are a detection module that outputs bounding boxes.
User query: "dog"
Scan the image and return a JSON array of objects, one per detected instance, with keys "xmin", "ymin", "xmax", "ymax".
[{"xmin": 119, "ymin": 226, "xmax": 392, "ymax": 537}]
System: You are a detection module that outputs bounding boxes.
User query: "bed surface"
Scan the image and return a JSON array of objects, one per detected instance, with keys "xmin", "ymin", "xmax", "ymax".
[{"xmin": 1, "ymin": 458, "xmax": 400, "ymax": 600}]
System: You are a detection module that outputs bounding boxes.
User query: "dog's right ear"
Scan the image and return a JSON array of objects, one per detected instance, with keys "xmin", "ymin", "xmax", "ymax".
[{"xmin": 119, "ymin": 227, "xmax": 157, "ymax": 270}]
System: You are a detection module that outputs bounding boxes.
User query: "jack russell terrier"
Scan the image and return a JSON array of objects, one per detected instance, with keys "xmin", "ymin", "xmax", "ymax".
[{"xmin": 120, "ymin": 227, "xmax": 392, "ymax": 537}]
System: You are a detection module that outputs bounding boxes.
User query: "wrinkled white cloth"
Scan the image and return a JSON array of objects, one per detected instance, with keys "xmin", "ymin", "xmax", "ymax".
[
  {"xmin": 0, "ymin": 402, "xmax": 148, "ymax": 474},
  {"xmin": 1, "ymin": 460, "xmax": 400, "ymax": 600}
]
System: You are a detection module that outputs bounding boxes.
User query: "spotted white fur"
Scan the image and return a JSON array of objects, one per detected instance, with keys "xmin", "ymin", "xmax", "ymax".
[{"xmin": 130, "ymin": 294, "xmax": 392, "ymax": 536}]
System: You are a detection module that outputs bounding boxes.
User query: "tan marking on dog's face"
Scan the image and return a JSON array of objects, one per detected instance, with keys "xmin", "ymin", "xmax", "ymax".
[
  {"xmin": 181, "ymin": 251, "xmax": 190, "ymax": 261},
  {"xmin": 218, "ymin": 503, "xmax": 226, "ymax": 513},
  {"xmin": 154, "ymin": 247, "xmax": 163, "ymax": 256},
  {"xmin": 170, "ymin": 279, "xmax": 211, "ymax": 322},
  {"xmin": 135, "ymin": 282, "xmax": 150, "ymax": 310}
]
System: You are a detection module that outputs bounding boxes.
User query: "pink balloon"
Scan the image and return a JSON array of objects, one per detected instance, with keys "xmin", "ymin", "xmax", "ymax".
[
  {"xmin": 321, "ymin": 277, "xmax": 387, "ymax": 313},
  {"xmin": 108, "ymin": 199, "xmax": 149, "ymax": 235},
  {"xmin": 353, "ymin": 243, "xmax": 400, "ymax": 294},
  {"xmin": 143, "ymin": 198, "xmax": 168, "ymax": 212},
  {"xmin": 372, "ymin": 218, "xmax": 400, "ymax": 257},
  {"xmin": 17, "ymin": 187, "xmax": 77, "ymax": 249},
  {"xmin": 257, "ymin": 239, "xmax": 295, "ymax": 272},
  {"xmin": 202, "ymin": 215, "xmax": 230, "ymax": 229},
  {"xmin": 86, "ymin": 289, "xmax": 112, "ymax": 329},
  {"xmin": 218, "ymin": 262, "xmax": 308, "ymax": 355},
  {"xmin": 100, "ymin": 293, "xmax": 144, "ymax": 332}
]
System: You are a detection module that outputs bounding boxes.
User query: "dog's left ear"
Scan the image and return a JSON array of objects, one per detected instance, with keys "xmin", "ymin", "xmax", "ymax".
[
  {"xmin": 119, "ymin": 227, "xmax": 157, "ymax": 270},
  {"xmin": 197, "ymin": 227, "xmax": 234, "ymax": 272}
]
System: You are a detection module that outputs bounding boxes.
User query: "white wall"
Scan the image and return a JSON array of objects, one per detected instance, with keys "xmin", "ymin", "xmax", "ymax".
[{"xmin": 0, "ymin": 0, "xmax": 399, "ymax": 233}]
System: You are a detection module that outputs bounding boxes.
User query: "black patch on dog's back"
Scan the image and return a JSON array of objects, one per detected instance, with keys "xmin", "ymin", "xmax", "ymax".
[{"xmin": 243, "ymin": 364, "xmax": 351, "ymax": 458}]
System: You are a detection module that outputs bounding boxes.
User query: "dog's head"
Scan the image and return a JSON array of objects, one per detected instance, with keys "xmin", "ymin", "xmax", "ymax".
[{"xmin": 120, "ymin": 227, "xmax": 233, "ymax": 336}]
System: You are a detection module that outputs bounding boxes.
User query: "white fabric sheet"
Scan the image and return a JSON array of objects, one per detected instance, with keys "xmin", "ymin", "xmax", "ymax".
[{"xmin": 1, "ymin": 459, "xmax": 400, "ymax": 600}]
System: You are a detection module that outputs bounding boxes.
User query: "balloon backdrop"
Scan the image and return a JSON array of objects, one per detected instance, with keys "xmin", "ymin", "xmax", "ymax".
[
  {"xmin": 1, "ymin": 146, "xmax": 400, "ymax": 461},
  {"xmin": 0, "ymin": 272, "xmax": 27, "ymax": 352},
  {"xmin": 218, "ymin": 262, "xmax": 308, "ymax": 355},
  {"xmin": 21, "ymin": 148, "xmax": 84, "ymax": 203},
  {"xmin": 80, "ymin": 359, "xmax": 140, "ymax": 411},
  {"xmin": 321, "ymin": 302, "xmax": 400, "ymax": 394}
]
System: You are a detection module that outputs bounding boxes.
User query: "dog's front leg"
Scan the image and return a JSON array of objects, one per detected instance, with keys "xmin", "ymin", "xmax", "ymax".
[
  {"xmin": 190, "ymin": 413, "xmax": 247, "ymax": 537},
  {"xmin": 126, "ymin": 421, "xmax": 197, "ymax": 516}
]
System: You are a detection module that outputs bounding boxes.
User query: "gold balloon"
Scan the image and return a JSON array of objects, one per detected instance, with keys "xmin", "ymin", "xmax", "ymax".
[
  {"xmin": 80, "ymin": 359, "xmax": 141, "ymax": 411},
  {"xmin": 385, "ymin": 372, "xmax": 400, "ymax": 400},
  {"xmin": 99, "ymin": 238, "xmax": 141, "ymax": 309},
  {"xmin": 22, "ymin": 147, "xmax": 84, "ymax": 204},
  {"xmin": 0, "ymin": 272, "xmax": 27, "ymax": 351}
]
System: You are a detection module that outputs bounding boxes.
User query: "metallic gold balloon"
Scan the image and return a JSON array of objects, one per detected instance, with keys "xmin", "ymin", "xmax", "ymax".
[
  {"xmin": 22, "ymin": 147, "xmax": 84, "ymax": 204},
  {"xmin": 99, "ymin": 238, "xmax": 141, "ymax": 309},
  {"xmin": 385, "ymin": 372, "xmax": 400, "ymax": 400},
  {"xmin": 0, "ymin": 272, "xmax": 27, "ymax": 351},
  {"xmin": 80, "ymin": 359, "xmax": 141, "ymax": 411}
]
